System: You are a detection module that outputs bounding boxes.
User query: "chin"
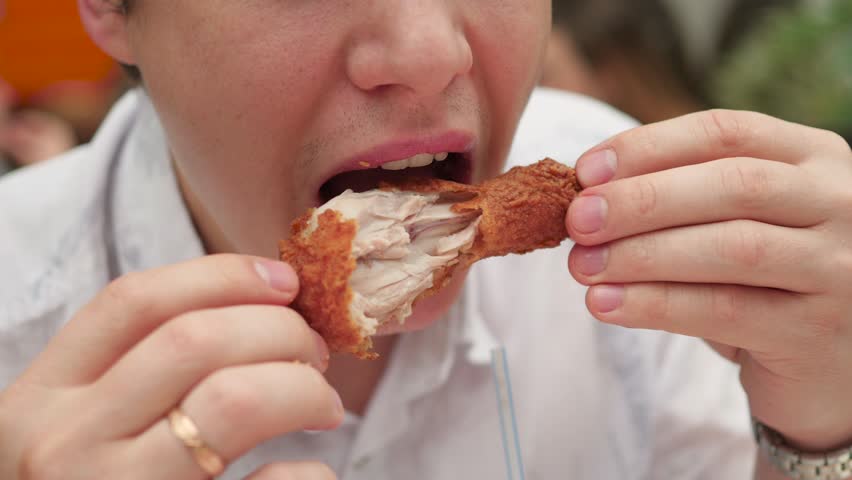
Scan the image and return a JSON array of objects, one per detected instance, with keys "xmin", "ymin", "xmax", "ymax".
[{"xmin": 375, "ymin": 272, "xmax": 467, "ymax": 336}]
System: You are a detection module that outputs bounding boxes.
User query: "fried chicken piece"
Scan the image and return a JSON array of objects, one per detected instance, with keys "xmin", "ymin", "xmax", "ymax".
[{"xmin": 279, "ymin": 158, "xmax": 580, "ymax": 358}]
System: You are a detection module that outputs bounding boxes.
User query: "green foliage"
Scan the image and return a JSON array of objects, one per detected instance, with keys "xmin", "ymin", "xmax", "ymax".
[{"xmin": 711, "ymin": 0, "xmax": 852, "ymax": 139}]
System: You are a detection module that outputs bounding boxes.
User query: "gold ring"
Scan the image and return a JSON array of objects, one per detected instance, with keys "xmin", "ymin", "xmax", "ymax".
[{"xmin": 167, "ymin": 407, "xmax": 226, "ymax": 477}]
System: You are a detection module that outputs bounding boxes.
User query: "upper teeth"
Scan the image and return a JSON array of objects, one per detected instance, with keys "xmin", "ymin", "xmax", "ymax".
[{"xmin": 381, "ymin": 152, "xmax": 449, "ymax": 170}]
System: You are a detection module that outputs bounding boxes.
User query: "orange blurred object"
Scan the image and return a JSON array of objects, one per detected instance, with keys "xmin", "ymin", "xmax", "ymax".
[{"xmin": 0, "ymin": 0, "xmax": 118, "ymax": 101}]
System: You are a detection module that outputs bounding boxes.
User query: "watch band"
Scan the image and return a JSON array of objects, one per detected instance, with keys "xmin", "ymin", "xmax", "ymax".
[{"xmin": 754, "ymin": 419, "xmax": 852, "ymax": 480}]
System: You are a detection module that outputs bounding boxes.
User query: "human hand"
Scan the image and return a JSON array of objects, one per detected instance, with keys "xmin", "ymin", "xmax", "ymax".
[
  {"xmin": 0, "ymin": 254, "xmax": 340, "ymax": 479},
  {"xmin": 566, "ymin": 110, "xmax": 852, "ymax": 452}
]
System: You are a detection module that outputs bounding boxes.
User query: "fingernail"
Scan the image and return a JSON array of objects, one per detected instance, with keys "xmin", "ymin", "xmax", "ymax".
[
  {"xmin": 571, "ymin": 196, "xmax": 608, "ymax": 234},
  {"xmin": 254, "ymin": 260, "xmax": 298, "ymax": 293},
  {"xmin": 590, "ymin": 285, "xmax": 624, "ymax": 314},
  {"xmin": 311, "ymin": 329, "xmax": 330, "ymax": 370},
  {"xmin": 573, "ymin": 245, "xmax": 608, "ymax": 276},
  {"xmin": 578, "ymin": 148, "xmax": 617, "ymax": 186}
]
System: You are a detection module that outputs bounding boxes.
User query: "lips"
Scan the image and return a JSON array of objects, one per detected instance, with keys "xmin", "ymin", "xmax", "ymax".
[{"xmin": 316, "ymin": 131, "xmax": 476, "ymax": 205}]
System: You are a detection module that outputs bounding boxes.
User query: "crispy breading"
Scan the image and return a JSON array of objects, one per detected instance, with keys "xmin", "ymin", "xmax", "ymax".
[
  {"xmin": 278, "ymin": 209, "xmax": 378, "ymax": 359},
  {"xmin": 389, "ymin": 157, "xmax": 579, "ymax": 261},
  {"xmin": 279, "ymin": 158, "xmax": 581, "ymax": 358}
]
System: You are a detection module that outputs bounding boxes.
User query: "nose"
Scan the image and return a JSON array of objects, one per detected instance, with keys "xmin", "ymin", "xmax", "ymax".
[{"xmin": 346, "ymin": 2, "xmax": 473, "ymax": 96}]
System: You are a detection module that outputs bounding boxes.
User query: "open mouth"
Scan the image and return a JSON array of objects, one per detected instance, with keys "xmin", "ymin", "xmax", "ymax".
[{"xmin": 318, "ymin": 152, "xmax": 472, "ymax": 205}]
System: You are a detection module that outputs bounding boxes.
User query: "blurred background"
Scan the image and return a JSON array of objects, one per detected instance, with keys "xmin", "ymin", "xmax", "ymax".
[
  {"xmin": 0, "ymin": 0, "xmax": 850, "ymax": 175},
  {"xmin": 0, "ymin": 0, "xmax": 128, "ymax": 174},
  {"xmin": 544, "ymin": 0, "xmax": 851, "ymax": 135}
]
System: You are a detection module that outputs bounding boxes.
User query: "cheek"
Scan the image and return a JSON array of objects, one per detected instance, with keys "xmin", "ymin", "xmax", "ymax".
[
  {"xmin": 484, "ymin": 1, "xmax": 551, "ymax": 108},
  {"xmin": 467, "ymin": 0, "xmax": 551, "ymax": 178},
  {"xmin": 127, "ymin": 2, "xmax": 346, "ymax": 251},
  {"xmin": 132, "ymin": 5, "xmax": 332, "ymax": 155}
]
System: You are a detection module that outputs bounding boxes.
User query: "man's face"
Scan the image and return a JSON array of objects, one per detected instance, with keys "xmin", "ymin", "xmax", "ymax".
[{"xmin": 124, "ymin": 0, "xmax": 551, "ymax": 330}]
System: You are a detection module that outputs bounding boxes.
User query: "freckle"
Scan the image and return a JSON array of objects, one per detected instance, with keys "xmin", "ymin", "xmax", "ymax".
[{"xmin": 359, "ymin": 161, "xmax": 370, "ymax": 168}]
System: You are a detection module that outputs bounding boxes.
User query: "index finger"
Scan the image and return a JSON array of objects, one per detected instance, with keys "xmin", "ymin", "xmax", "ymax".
[
  {"xmin": 575, "ymin": 109, "xmax": 844, "ymax": 187},
  {"xmin": 25, "ymin": 254, "xmax": 299, "ymax": 387}
]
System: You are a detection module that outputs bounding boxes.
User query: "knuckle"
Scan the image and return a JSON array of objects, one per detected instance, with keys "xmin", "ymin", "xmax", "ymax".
[
  {"xmin": 251, "ymin": 306, "xmax": 313, "ymax": 355},
  {"xmin": 710, "ymin": 286, "xmax": 746, "ymax": 328},
  {"xmin": 160, "ymin": 313, "xmax": 222, "ymax": 365},
  {"xmin": 201, "ymin": 370, "xmax": 262, "ymax": 420},
  {"xmin": 799, "ymin": 298, "xmax": 843, "ymax": 342},
  {"xmin": 207, "ymin": 253, "xmax": 254, "ymax": 290},
  {"xmin": 629, "ymin": 178, "xmax": 659, "ymax": 217},
  {"xmin": 641, "ymin": 284, "xmax": 672, "ymax": 328},
  {"xmin": 101, "ymin": 272, "xmax": 150, "ymax": 316},
  {"xmin": 624, "ymin": 235, "xmax": 657, "ymax": 271},
  {"xmin": 819, "ymin": 128, "xmax": 851, "ymax": 154},
  {"xmin": 719, "ymin": 162, "xmax": 773, "ymax": 209},
  {"xmin": 702, "ymin": 109, "xmax": 750, "ymax": 152},
  {"xmin": 717, "ymin": 221, "xmax": 768, "ymax": 268},
  {"xmin": 621, "ymin": 127, "xmax": 660, "ymax": 160}
]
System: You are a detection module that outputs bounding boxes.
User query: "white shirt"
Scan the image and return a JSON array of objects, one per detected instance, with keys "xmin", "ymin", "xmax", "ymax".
[{"xmin": 0, "ymin": 88, "xmax": 755, "ymax": 479}]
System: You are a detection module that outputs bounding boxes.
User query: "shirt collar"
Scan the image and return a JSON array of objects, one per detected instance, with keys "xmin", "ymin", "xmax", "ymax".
[
  {"xmin": 111, "ymin": 90, "xmax": 205, "ymax": 276},
  {"xmin": 373, "ymin": 271, "xmax": 499, "ymax": 418}
]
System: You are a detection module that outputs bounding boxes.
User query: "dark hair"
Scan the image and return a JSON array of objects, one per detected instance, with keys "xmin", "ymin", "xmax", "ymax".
[
  {"xmin": 552, "ymin": 1, "xmax": 689, "ymax": 68},
  {"xmin": 551, "ymin": 0, "xmax": 701, "ymax": 101}
]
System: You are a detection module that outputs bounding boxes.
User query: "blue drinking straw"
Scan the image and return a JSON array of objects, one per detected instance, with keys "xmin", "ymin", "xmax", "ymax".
[{"xmin": 491, "ymin": 346, "xmax": 526, "ymax": 480}]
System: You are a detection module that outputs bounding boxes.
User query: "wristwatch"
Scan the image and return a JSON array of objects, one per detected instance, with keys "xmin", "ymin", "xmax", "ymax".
[{"xmin": 754, "ymin": 419, "xmax": 852, "ymax": 479}]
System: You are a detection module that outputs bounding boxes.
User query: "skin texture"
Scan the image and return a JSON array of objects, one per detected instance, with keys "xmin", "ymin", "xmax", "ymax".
[
  {"xmin": 0, "ymin": 1, "xmax": 552, "ymax": 478},
  {"xmin": 567, "ymin": 110, "xmax": 852, "ymax": 479},
  {"xmin": 0, "ymin": 1, "xmax": 849, "ymax": 479},
  {"xmin": 122, "ymin": 0, "xmax": 549, "ymax": 258},
  {"xmin": 280, "ymin": 158, "xmax": 580, "ymax": 358},
  {"xmin": 121, "ymin": 0, "xmax": 551, "ymax": 359}
]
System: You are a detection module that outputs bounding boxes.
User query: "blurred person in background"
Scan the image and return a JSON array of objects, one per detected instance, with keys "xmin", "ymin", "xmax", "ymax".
[
  {"xmin": 0, "ymin": 0, "xmax": 126, "ymax": 174},
  {"xmin": 542, "ymin": 0, "xmax": 705, "ymax": 124},
  {"xmin": 0, "ymin": 78, "xmax": 77, "ymax": 173},
  {"xmin": 542, "ymin": 0, "xmax": 805, "ymax": 125},
  {"xmin": 0, "ymin": 1, "xmax": 851, "ymax": 479}
]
